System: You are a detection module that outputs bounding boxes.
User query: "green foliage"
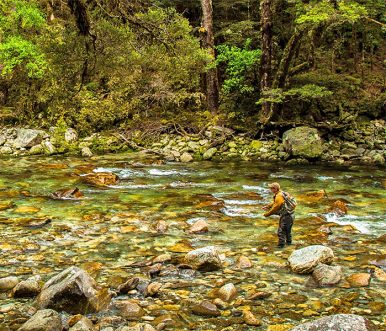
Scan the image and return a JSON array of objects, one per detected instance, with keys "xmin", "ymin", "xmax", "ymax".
[
  {"xmin": 0, "ymin": 0, "xmax": 47, "ymax": 78},
  {"xmin": 214, "ymin": 39, "xmax": 261, "ymax": 95},
  {"xmin": 0, "ymin": 36, "xmax": 47, "ymax": 78},
  {"xmin": 257, "ymin": 84, "xmax": 333, "ymax": 105},
  {"xmin": 296, "ymin": 0, "xmax": 368, "ymax": 26}
]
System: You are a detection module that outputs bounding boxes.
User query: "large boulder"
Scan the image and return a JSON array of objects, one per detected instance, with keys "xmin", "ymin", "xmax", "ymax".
[
  {"xmin": 288, "ymin": 245, "xmax": 334, "ymax": 274},
  {"xmin": 18, "ymin": 309, "xmax": 63, "ymax": 331},
  {"xmin": 185, "ymin": 246, "xmax": 222, "ymax": 271},
  {"xmin": 35, "ymin": 266, "xmax": 111, "ymax": 314},
  {"xmin": 289, "ymin": 314, "xmax": 378, "ymax": 331},
  {"xmin": 12, "ymin": 129, "xmax": 45, "ymax": 149},
  {"xmin": 282, "ymin": 126, "xmax": 323, "ymax": 159}
]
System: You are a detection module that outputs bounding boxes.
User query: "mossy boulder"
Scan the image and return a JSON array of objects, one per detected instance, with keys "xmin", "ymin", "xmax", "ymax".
[{"xmin": 282, "ymin": 126, "xmax": 323, "ymax": 159}]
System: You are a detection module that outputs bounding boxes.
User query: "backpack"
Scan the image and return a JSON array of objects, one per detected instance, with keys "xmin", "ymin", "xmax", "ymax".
[{"xmin": 282, "ymin": 191, "xmax": 297, "ymax": 214}]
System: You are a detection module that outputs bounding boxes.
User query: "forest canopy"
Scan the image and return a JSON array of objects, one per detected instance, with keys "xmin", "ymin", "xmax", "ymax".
[{"xmin": 0, "ymin": 0, "xmax": 385, "ymax": 135}]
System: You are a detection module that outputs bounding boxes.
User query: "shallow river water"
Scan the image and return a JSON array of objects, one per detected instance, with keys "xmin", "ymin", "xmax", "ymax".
[{"xmin": 0, "ymin": 152, "xmax": 385, "ymax": 330}]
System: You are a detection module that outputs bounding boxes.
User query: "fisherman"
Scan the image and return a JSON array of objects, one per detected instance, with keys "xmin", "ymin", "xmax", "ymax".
[{"xmin": 262, "ymin": 182, "xmax": 295, "ymax": 248}]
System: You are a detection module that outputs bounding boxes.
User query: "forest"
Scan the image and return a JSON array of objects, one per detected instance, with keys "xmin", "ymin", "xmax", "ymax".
[{"xmin": 0, "ymin": 0, "xmax": 385, "ymax": 137}]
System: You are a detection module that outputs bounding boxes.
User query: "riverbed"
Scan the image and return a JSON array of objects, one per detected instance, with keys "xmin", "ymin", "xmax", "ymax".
[{"xmin": 0, "ymin": 152, "xmax": 385, "ymax": 330}]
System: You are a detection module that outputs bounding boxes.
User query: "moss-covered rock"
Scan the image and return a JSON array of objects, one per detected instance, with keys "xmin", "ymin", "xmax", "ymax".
[{"xmin": 283, "ymin": 127, "xmax": 323, "ymax": 159}]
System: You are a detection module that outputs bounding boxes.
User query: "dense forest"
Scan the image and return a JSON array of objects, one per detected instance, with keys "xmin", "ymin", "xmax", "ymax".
[{"xmin": 0, "ymin": 0, "xmax": 385, "ymax": 137}]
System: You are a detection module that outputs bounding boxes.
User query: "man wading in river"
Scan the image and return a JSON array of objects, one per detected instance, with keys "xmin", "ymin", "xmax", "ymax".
[{"xmin": 262, "ymin": 182, "xmax": 296, "ymax": 248}]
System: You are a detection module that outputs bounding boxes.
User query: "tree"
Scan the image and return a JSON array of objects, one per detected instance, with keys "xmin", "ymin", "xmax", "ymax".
[
  {"xmin": 200, "ymin": 0, "xmax": 219, "ymax": 113},
  {"xmin": 258, "ymin": 0, "xmax": 273, "ymax": 124}
]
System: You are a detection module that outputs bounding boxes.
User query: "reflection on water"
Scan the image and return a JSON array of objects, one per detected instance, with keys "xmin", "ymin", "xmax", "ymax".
[{"xmin": 0, "ymin": 153, "xmax": 385, "ymax": 329}]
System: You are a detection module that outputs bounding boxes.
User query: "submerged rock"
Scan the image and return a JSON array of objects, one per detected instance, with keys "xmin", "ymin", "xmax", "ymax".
[
  {"xmin": 346, "ymin": 273, "xmax": 371, "ymax": 287},
  {"xmin": 82, "ymin": 172, "xmax": 119, "ymax": 186},
  {"xmin": 191, "ymin": 300, "xmax": 221, "ymax": 317},
  {"xmin": 36, "ymin": 266, "xmax": 111, "ymax": 314},
  {"xmin": 311, "ymin": 263, "xmax": 343, "ymax": 287},
  {"xmin": 217, "ymin": 283, "xmax": 237, "ymax": 302},
  {"xmin": 288, "ymin": 245, "xmax": 334, "ymax": 274},
  {"xmin": 18, "ymin": 309, "xmax": 63, "ymax": 331},
  {"xmin": 289, "ymin": 314, "xmax": 378, "ymax": 331},
  {"xmin": 51, "ymin": 187, "xmax": 84, "ymax": 199},
  {"xmin": 185, "ymin": 246, "xmax": 222, "ymax": 271}
]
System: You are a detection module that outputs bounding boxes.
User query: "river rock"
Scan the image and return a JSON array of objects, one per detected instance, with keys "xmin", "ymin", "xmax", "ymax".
[
  {"xmin": 289, "ymin": 314, "xmax": 378, "ymax": 331},
  {"xmin": 36, "ymin": 266, "xmax": 110, "ymax": 314},
  {"xmin": 51, "ymin": 187, "xmax": 84, "ymax": 199},
  {"xmin": 312, "ymin": 263, "xmax": 342, "ymax": 287},
  {"xmin": 82, "ymin": 172, "xmax": 119, "ymax": 186},
  {"xmin": 0, "ymin": 146, "xmax": 13, "ymax": 154},
  {"xmin": 191, "ymin": 300, "xmax": 221, "ymax": 317},
  {"xmin": 188, "ymin": 219, "xmax": 208, "ymax": 233},
  {"xmin": 18, "ymin": 309, "xmax": 63, "ymax": 331},
  {"xmin": 282, "ymin": 126, "xmax": 323, "ymax": 159},
  {"xmin": 70, "ymin": 317, "xmax": 95, "ymax": 331},
  {"xmin": 217, "ymin": 283, "xmax": 237, "ymax": 302},
  {"xmin": 236, "ymin": 256, "xmax": 252, "ymax": 269},
  {"xmin": 180, "ymin": 152, "xmax": 193, "ymax": 163},
  {"xmin": 81, "ymin": 147, "xmax": 93, "ymax": 157},
  {"xmin": 288, "ymin": 245, "xmax": 334, "ymax": 274},
  {"xmin": 185, "ymin": 246, "xmax": 222, "ymax": 271},
  {"xmin": 118, "ymin": 324, "xmax": 156, "ymax": 331},
  {"xmin": 65, "ymin": 128, "xmax": 78, "ymax": 143},
  {"xmin": 0, "ymin": 276, "xmax": 19, "ymax": 292},
  {"xmin": 243, "ymin": 310, "xmax": 261, "ymax": 326},
  {"xmin": 113, "ymin": 300, "xmax": 144, "ymax": 320},
  {"xmin": 346, "ymin": 273, "xmax": 371, "ymax": 287},
  {"xmin": 13, "ymin": 275, "xmax": 41, "ymax": 298},
  {"xmin": 13, "ymin": 129, "xmax": 44, "ymax": 149},
  {"xmin": 203, "ymin": 147, "xmax": 218, "ymax": 160},
  {"xmin": 42, "ymin": 141, "xmax": 56, "ymax": 155}
]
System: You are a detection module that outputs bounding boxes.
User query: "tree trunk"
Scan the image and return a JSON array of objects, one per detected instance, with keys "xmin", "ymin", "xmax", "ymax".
[
  {"xmin": 259, "ymin": 0, "xmax": 273, "ymax": 124},
  {"xmin": 273, "ymin": 29, "xmax": 304, "ymax": 89},
  {"xmin": 200, "ymin": 0, "xmax": 219, "ymax": 114}
]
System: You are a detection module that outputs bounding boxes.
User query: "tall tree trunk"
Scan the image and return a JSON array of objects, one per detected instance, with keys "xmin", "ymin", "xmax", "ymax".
[
  {"xmin": 259, "ymin": 0, "xmax": 273, "ymax": 124},
  {"xmin": 273, "ymin": 29, "xmax": 304, "ymax": 89},
  {"xmin": 200, "ymin": 0, "xmax": 219, "ymax": 114}
]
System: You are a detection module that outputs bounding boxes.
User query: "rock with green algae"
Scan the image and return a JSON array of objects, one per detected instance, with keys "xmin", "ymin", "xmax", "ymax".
[{"xmin": 282, "ymin": 126, "xmax": 323, "ymax": 159}]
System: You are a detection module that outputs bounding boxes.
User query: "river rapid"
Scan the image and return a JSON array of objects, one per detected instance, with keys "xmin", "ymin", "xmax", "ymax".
[{"xmin": 0, "ymin": 152, "xmax": 385, "ymax": 330}]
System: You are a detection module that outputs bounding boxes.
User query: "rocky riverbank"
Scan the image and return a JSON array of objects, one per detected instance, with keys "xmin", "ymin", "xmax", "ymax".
[{"xmin": 0, "ymin": 120, "xmax": 385, "ymax": 165}]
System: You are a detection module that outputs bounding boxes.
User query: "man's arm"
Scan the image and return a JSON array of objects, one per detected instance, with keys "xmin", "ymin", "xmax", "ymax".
[
  {"xmin": 264, "ymin": 193, "xmax": 285, "ymax": 216},
  {"xmin": 262, "ymin": 201, "xmax": 274, "ymax": 210}
]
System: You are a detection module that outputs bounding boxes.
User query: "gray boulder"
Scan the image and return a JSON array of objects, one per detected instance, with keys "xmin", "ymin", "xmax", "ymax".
[
  {"xmin": 18, "ymin": 309, "xmax": 62, "ymax": 331},
  {"xmin": 185, "ymin": 246, "xmax": 222, "ymax": 271},
  {"xmin": 13, "ymin": 129, "xmax": 44, "ymax": 149},
  {"xmin": 282, "ymin": 126, "xmax": 323, "ymax": 159},
  {"xmin": 289, "ymin": 314, "xmax": 378, "ymax": 331},
  {"xmin": 36, "ymin": 266, "xmax": 111, "ymax": 314},
  {"xmin": 288, "ymin": 245, "xmax": 334, "ymax": 274}
]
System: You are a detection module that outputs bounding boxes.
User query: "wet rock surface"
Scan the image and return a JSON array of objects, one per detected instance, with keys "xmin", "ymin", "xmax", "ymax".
[{"xmin": 289, "ymin": 314, "xmax": 378, "ymax": 331}]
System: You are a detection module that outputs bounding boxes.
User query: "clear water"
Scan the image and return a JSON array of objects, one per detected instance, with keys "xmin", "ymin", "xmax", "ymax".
[{"xmin": 0, "ymin": 153, "xmax": 385, "ymax": 330}]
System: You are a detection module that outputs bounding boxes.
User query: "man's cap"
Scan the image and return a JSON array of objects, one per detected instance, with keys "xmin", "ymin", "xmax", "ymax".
[{"xmin": 268, "ymin": 182, "xmax": 280, "ymax": 190}]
